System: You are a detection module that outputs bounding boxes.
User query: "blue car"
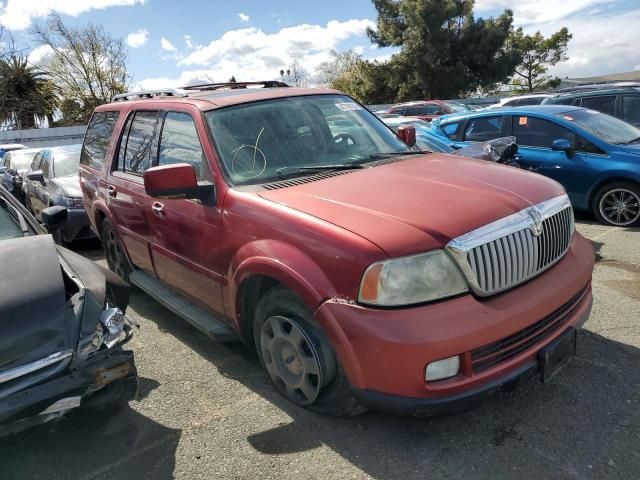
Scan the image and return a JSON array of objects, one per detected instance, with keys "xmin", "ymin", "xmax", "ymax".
[{"xmin": 431, "ymin": 105, "xmax": 640, "ymax": 226}]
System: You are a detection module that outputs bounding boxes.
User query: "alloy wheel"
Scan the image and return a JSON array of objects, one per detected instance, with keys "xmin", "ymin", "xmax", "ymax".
[
  {"xmin": 598, "ymin": 188, "xmax": 640, "ymax": 226},
  {"xmin": 260, "ymin": 315, "xmax": 322, "ymax": 406}
]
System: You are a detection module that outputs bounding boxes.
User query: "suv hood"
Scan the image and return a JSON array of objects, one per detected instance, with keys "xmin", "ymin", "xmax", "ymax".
[
  {"xmin": 52, "ymin": 175, "xmax": 82, "ymax": 197},
  {"xmin": 258, "ymin": 155, "xmax": 566, "ymax": 257}
]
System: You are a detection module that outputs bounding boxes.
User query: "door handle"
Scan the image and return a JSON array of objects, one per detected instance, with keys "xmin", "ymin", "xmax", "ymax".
[{"xmin": 151, "ymin": 202, "xmax": 165, "ymax": 217}]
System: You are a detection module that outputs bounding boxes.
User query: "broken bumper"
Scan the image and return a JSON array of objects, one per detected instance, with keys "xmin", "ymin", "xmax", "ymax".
[{"xmin": 0, "ymin": 348, "xmax": 137, "ymax": 437}]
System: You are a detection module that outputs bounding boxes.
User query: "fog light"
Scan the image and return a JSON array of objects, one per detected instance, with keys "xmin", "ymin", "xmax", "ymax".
[{"xmin": 425, "ymin": 356, "xmax": 460, "ymax": 381}]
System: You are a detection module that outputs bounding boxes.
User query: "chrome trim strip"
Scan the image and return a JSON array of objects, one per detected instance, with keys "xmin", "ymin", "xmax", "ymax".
[
  {"xmin": 0, "ymin": 350, "xmax": 74, "ymax": 385},
  {"xmin": 446, "ymin": 194, "xmax": 574, "ymax": 297}
]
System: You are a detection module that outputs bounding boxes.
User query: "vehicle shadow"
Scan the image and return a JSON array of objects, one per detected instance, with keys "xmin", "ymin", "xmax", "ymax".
[
  {"xmin": 0, "ymin": 377, "xmax": 182, "ymax": 480},
  {"xmin": 128, "ymin": 292, "xmax": 640, "ymax": 479}
]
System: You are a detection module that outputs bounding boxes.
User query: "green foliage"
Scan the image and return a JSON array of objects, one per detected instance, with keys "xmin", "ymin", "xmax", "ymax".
[
  {"xmin": 366, "ymin": 0, "xmax": 519, "ymax": 100},
  {"xmin": 508, "ymin": 27, "xmax": 572, "ymax": 92},
  {"xmin": 0, "ymin": 56, "xmax": 58, "ymax": 129}
]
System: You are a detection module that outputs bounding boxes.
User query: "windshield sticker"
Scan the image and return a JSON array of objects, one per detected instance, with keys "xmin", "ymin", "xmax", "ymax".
[
  {"xmin": 335, "ymin": 102, "xmax": 363, "ymax": 112},
  {"xmin": 562, "ymin": 115, "xmax": 574, "ymax": 121},
  {"xmin": 518, "ymin": 116, "xmax": 528, "ymax": 126}
]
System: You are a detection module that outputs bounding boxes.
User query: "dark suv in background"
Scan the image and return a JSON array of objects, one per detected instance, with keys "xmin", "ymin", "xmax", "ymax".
[{"xmin": 544, "ymin": 87, "xmax": 640, "ymax": 126}]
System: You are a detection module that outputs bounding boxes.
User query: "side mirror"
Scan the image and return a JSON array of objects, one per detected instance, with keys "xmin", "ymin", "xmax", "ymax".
[
  {"xmin": 397, "ymin": 125, "xmax": 417, "ymax": 147},
  {"xmin": 552, "ymin": 138, "xmax": 574, "ymax": 157},
  {"xmin": 27, "ymin": 170, "xmax": 45, "ymax": 184},
  {"xmin": 41, "ymin": 205, "xmax": 68, "ymax": 231},
  {"xmin": 143, "ymin": 163, "xmax": 216, "ymax": 204}
]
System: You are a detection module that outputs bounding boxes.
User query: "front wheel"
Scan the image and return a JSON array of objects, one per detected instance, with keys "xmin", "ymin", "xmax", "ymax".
[
  {"xmin": 253, "ymin": 286, "xmax": 366, "ymax": 416},
  {"xmin": 593, "ymin": 182, "xmax": 640, "ymax": 227}
]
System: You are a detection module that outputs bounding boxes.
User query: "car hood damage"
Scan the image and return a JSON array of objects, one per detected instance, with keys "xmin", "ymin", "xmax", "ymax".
[
  {"xmin": 259, "ymin": 154, "xmax": 566, "ymax": 257},
  {"xmin": 0, "ymin": 235, "xmax": 72, "ymax": 371}
]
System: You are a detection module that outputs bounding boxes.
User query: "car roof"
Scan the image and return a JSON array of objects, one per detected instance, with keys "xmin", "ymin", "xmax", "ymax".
[
  {"xmin": 549, "ymin": 86, "xmax": 640, "ymax": 99},
  {"xmin": 438, "ymin": 104, "xmax": 580, "ymax": 123},
  {"xmin": 96, "ymin": 86, "xmax": 342, "ymax": 112}
]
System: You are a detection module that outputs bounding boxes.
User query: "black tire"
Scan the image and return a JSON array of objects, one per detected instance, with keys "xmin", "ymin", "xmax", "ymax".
[
  {"xmin": 592, "ymin": 181, "xmax": 640, "ymax": 227},
  {"xmin": 253, "ymin": 286, "xmax": 366, "ymax": 417},
  {"xmin": 101, "ymin": 219, "xmax": 131, "ymax": 281}
]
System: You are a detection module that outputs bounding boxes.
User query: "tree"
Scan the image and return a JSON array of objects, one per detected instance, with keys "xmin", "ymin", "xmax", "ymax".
[
  {"xmin": 508, "ymin": 27, "xmax": 572, "ymax": 92},
  {"xmin": 367, "ymin": 0, "xmax": 520, "ymax": 99},
  {"xmin": 279, "ymin": 60, "xmax": 309, "ymax": 87},
  {"xmin": 316, "ymin": 49, "xmax": 363, "ymax": 86},
  {"xmin": 30, "ymin": 13, "xmax": 129, "ymax": 124},
  {"xmin": 0, "ymin": 56, "xmax": 58, "ymax": 129}
]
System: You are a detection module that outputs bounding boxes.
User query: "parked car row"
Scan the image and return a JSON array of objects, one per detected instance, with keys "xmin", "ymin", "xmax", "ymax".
[{"xmin": 0, "ymin": 144, "xmax": 95, "ymax": 244}]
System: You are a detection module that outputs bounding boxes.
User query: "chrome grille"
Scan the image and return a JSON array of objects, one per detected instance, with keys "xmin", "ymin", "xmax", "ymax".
[{"xmin": 447, "ymin": 195, "xmax": 574, "ymax": 296}]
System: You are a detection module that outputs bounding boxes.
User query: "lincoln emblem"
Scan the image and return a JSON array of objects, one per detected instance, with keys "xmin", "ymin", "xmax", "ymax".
[{"xmin": 528, "ymin": 207, "xmax": 544, "ymax": 236}]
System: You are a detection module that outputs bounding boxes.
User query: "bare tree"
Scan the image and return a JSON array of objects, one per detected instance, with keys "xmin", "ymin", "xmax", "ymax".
[
  {"xmin": 30, "ymin": 13, "xmax": 129, "ymax": 123},
  {"xmin": 280, "ymin": 60, "xmax": 309, "ymax": 87}
]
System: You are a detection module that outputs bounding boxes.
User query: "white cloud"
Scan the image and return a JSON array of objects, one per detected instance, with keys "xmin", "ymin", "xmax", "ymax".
[
  {"xmin": 475, "ymin": 0, "xmax": 613, "ymax": 25},
  {"xmin": 238, "ymin": 12, "xmax": 249, "ymax": 22},
  {"xmin": 126, "ymin": 29, "xmax": 148, "ymax": 48},
  {"xmin": 0, "ymin": 0, "xmax": 146, "ymax": 30},
  {"xmin": 160, "ymin": 37, "xmax": 177, "ymax": 52},
  {"xmin": 27, "ymin": 44, "xmax": 53, "ymax": 65},
  {"xmin": 138, "ymin": 19, "xmax": 374, "ymax": 90}
]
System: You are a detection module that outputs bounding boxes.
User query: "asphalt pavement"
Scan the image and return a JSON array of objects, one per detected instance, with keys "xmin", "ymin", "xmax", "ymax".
[{"xmin": 1, "ymin": 213, "xmax": 638, "ymax": 480}]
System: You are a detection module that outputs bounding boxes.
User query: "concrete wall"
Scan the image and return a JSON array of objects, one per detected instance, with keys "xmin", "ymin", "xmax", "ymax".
[{"xmin": 0, "ymin": 125, "xmax": 86, "ymax": 149}]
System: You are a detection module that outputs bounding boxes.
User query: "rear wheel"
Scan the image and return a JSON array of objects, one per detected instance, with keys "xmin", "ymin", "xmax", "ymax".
[
  {"xmin": 253, "ymin": 286, "xmax": 366, "ymax": 416},
  {"xmin": 593, "ymin": 182, "xmax": 640, "ymax": 227},
  {"xmin": 101, "ymin": 219, "xmax": 131, "ymax": 281}
]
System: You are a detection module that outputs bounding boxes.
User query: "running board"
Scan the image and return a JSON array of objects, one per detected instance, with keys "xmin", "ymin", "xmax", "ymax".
[{"xmin": 129, "ymin": 270, "xmax": 238, "ymax": 342}]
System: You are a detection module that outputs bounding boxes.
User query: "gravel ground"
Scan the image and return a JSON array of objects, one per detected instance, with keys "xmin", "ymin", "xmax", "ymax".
[{"xmin": 1, "ymin": 214, "xmax": 638, "ymax": 480}]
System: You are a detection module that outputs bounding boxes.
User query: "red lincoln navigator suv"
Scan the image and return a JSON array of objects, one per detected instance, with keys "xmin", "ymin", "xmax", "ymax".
[{"xmin": 79, "ymin": 82, "xmax": 594, "ymax": 417}]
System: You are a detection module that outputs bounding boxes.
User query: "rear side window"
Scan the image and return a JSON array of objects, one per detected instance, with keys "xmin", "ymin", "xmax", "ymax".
[
  {"xmin": 463, "ymin": 116, "xmax": 503, "ymax": 141},
  {"xmin": 580, "ymin": 95, "xmax": 616, "ymax": 116},
  {"xmin": 441, "ymin": 122, "xmax": 461, "ymax": 139},
  {"xmin": 406, "ymin": 105, "xmax": 425, "ymax": 116},
  {"xmin": 158, "ymin": 112, "xmax": 205, "ymax": 180},
  {"xmin": 622, "ymin": 96, "xmax": 640, "ymax": 125},
  {"xmin": 517, "ymin": 97, "xmax": 544, "ymax": 106},
  {"xmin": 555, "ymin": 97, "xmax": 578, "ymax": 106},
  {"xmin": 81, "ymin": 111, "xmax": 119, "ymax": 169},
  {"xmin": 502, "ymin": 99, "xmax": 519, "ymax": 107},
  {"xmin": 512, "ymin": 116, "xmax": 576, "ymax": 148},
  {"xmin": 117, "ymin": 111, "xmax": 159, "ymax": 175},
  {"xmin": 390, "ymin": 107, "xmax": 405, "ymax": 115},
  {"xmin": 425, "ymin": 104, "xmax": 442, "ymax": 114}
]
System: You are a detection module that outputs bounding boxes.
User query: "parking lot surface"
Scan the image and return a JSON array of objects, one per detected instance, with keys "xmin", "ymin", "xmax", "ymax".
[{"xmin": 1, "ymin": 215, "xmax": 638, "ymax": 480}]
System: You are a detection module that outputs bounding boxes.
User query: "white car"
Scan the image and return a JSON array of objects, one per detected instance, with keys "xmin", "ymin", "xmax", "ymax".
[{"xmin": 485, "ymin": 94, "xmax": 553, "ymax": 109}]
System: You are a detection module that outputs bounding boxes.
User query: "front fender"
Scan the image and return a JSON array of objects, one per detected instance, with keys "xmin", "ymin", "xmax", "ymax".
[{"xmin": 226, "ymin": 240, "xmax": 338, "ymax": 326}]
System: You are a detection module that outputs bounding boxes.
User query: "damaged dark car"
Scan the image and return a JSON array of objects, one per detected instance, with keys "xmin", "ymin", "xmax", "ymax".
[{"xmin": 0, "ymin": 184, "xmax": 138, "ymax": 437}]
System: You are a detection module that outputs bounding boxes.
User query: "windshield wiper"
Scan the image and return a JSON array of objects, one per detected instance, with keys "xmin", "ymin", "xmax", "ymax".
[
  {"xmin": 366, "ymin": 151, "xmax": 431, "ymax": 160},
  {"xmin": 275, "ymin": 164, "xmax": 364, "ymax": 178}
]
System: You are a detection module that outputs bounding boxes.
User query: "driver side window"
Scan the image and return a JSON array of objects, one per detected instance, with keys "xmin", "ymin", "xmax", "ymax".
[{"xmin": 158, "ymin": 112, "xmax": 205, "ymax": 180}]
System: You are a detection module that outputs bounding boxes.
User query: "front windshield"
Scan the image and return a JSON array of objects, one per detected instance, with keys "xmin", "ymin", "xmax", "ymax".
[
  {"xmin": 7, "ymin": 151, "xmax": 35, "ymax": 170},
  {"xmin": 557, "ymin": 109, "xmax": 640, "ymax": 145},
  {"xmin": 205, "ymin": 94, "xmax": 411, "ymax": 185},
  {"xmin": 54, "ymin": 151, "xmax": 81, "ymax": 177}
]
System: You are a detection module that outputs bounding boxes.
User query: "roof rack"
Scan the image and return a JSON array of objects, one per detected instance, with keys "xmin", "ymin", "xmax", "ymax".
[
  {"xmin": 111, "ymin": 89, "xmax": 188, "ymax": 102},
  {"xmin": 182, "ymin": 81, "xmax": 289, "ymax": 91}
]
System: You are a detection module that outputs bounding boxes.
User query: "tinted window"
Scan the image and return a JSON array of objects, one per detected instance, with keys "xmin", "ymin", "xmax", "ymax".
[
  {"xmin": 517, "ymin": 97, "xmax": 545, "ymax": 106},
  {"xmin": 555, "ymin": 97, "xmax": 578, "ymax": 106},
  {"xmin": 622, "ymin": 96, "xmax": 640, "ymax": 126},
  {"xmin": 512, "ymin": 116, "xmax": 575, "ymax": 148},
  {"xmin": 464, "ymin": 116, "xmax": 503, "ymax": 141},
  {"xmin": 580, "ymin": 95, "xmax": 616, "ymax": 115},
  {"xmin": 159, "ymin": 112, "xmax": 205, "ymax": 180},
  {"xmin": 81, "ymin": 111, "xmax": 119, "ymax": 169},
  {"xmin": 390, "ymin": 107, "xmax": 405, "ymax": 115},
  {"xmin": 425, "ymin": 104, "xmax": 441, "ymax": 114},
  {"xmin": 502, "ymin": 99, "xmax": 519, "ymax": 107},
  {"xmin": 121, "ymin": 111, "xmax": 159, "ymax": 175},
  {"xmin": 442, "ymin": 122, "xmax": 461, "ymax": 139},
  {"xmin": 405, "ymin": 105, "xmax": 425, "ymax": 116}
]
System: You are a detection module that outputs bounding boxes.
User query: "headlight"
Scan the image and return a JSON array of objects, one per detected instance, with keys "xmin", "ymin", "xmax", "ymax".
[
  {"xmin": 359, "ymin": 250, "xmax": 468, "ymax": 306},
  {"xmin": 64, "ymin": 196, "xmax": 84, "ymax": 209},
  {"xmin": 99, "ymin": 307, "xmax": 127, "ymax": 348}
]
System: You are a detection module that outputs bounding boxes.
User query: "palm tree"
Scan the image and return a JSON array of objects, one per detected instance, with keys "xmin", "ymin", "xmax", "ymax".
[{"xmin": 0, "ymin": 56, "xmax": 58, "ymax": 129}]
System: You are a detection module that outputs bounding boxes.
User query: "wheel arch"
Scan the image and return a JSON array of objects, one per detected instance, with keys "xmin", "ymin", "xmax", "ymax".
[{"xmin": 587, "ymin": 175, "xmax": 640, "ymax": 208}]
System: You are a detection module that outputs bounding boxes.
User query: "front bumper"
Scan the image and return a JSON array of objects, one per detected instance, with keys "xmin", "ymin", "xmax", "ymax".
[
  {"xmin": 0, "ymin": 348, "xmax": 137, "ymax": 437},
  {"xmin": 314, "ymin": 232, "xmax": 595, "ymax": 414}
]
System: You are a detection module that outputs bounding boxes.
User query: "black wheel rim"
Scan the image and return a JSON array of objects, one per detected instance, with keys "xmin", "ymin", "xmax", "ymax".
[
  {"xmin": 104, "ymin": 226, "xmax": 126, "ymax": 278},
  {"xmin": 260, "ymin": 315, "xmax": 322, "ymax": 406},
  {"xmin": 599, "ymin": 188, "xmax": 640, "ymax": 226}
]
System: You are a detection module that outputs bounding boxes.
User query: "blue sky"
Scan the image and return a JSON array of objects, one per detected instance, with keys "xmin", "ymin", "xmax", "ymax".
[{"xmin": 2, "ymin": 0, "xmax": 640, "ymax": 89}]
